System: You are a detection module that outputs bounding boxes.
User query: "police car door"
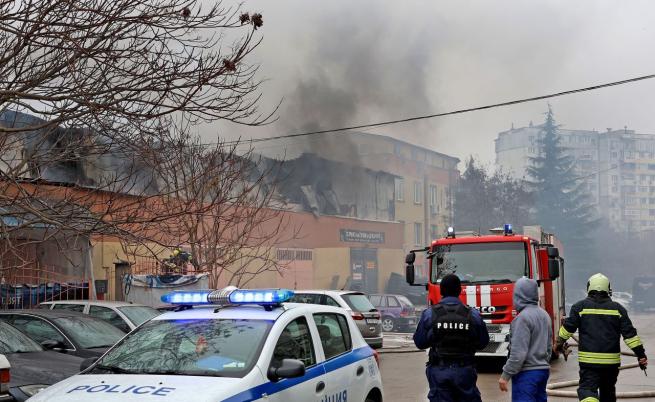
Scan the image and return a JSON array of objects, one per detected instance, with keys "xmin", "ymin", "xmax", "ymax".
[
  {"xmin": 267, "ymin": 316, "xmax": 327, "ymax": 401},
  {"xmin": 313, "ymin": 312, "xmax": 364, "ymax": 402}
]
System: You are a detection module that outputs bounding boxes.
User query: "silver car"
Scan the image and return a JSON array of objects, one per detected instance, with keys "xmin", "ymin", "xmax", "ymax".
[
  {"xmin": 289, "ymin": 290, "xmax": 383, "ymax": 349},
  {"xmin": 38, "ymin": 300, "xmax": 160, "ymax": 332}
]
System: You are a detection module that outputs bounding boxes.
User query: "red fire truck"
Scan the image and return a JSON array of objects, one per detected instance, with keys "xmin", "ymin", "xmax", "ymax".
[{"xmin": 405, "ymin": 224, "xmax": 565, "ymax": 358}]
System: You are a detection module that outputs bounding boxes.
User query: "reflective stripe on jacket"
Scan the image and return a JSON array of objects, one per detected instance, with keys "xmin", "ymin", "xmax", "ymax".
[{"xmin": 558, "ymin": 293, "xmax": 644, "ymax": 367}]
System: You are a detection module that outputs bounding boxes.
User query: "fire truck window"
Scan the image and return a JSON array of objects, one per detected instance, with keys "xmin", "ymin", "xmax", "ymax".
[
  {"xmin": 433, "ymin": 242, "xmax": 527, "ymax": 283},
  {"xmin": 531, "ymin": 244, "xmax": 539, "ymax": 280}
]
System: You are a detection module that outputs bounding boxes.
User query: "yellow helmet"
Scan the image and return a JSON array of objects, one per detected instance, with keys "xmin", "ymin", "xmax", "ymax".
[{"xmin": 587, "ymin": 273, "xmax": 611, "ymax": 294}]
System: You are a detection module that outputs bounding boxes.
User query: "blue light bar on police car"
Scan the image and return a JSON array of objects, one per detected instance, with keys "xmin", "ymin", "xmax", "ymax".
[
  {"xmin": 160, "ymin": 287, "xmax": 294, "ymax": 306},
  {"xmin": 160, "ymin": 290, "xmax": 212, "ymax": 305},
  {"xmin": 228, "ymin": 289, "xmax": 294, "ymax": 305}
]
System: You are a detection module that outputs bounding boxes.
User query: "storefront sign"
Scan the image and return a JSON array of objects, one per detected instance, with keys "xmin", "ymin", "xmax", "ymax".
[{"xmin": 340, "ymin": 229, "xmax": 385, "ymax": 244}]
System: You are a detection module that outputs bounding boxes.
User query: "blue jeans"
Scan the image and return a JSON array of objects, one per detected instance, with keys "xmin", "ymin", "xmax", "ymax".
[
  {"xmin": 512, "ymin": 369, "xmax": 549, "ymax": 402},
  {"xmin": 426, "ymin": 364, "xmax": 482, "ymax": 402}
]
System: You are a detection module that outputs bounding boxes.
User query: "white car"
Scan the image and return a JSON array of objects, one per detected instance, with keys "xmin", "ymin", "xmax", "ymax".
[
  {"xmin": 39, "ymin": 300, "xmax": 161, "ymax": 332},
  {"xmin": 29, "ymin": 288, "xmax": 384, "ymax": 402},
  {"xmin": 0, "ymin": 354, "xmax": 11, "ymax": 402},
  {"xmin": 290, "ymin": 290, "xmax": 383, "ymax": 349}
]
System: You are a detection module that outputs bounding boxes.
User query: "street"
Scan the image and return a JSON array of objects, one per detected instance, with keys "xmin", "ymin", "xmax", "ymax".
[{"xmin": 379, "ymin": 313, "xmax": 655, "ymax": 401}]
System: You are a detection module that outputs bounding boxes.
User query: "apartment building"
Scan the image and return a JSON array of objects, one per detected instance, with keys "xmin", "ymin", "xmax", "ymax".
[{"xmin": 496, "ymin": 124, "xmax": 655, "ymax": 233}]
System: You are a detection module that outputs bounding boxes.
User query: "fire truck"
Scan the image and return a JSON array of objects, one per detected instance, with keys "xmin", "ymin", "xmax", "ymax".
[{"xmin": 405, "ymin": 224, "xmax": 565, "ymax": 358}]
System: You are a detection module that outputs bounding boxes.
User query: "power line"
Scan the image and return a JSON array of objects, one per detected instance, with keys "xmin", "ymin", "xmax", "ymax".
[{"xmin": 215, "ymin": 72, "xmax": 655, "ymax": 146}]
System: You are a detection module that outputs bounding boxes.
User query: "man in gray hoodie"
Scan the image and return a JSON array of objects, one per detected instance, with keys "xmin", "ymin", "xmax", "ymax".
[{"xmin": 498, "ymin": 277, "xmax": 552, "ymax": 402}]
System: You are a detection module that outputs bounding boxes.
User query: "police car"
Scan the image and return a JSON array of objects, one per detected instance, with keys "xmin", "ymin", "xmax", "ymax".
[{"xmin": 29, "ymin": 287, "xmax": 384, "ymax": 402}]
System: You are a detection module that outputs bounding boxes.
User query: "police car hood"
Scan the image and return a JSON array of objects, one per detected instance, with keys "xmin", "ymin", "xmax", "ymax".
[{"xmin": 27, "ymin": 374, "xmax": 253, "ymax": 402}]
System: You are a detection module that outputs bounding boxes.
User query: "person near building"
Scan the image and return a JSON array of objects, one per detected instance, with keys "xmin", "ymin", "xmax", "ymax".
[
  {"xmin": 498, "ymin": 277, "xmax": 552, "ymax": 401},
  {"xmin": 555, "ymin": 273, "xmax": 648, "ymax": 402},
  {"xmin": 413, "ymin": 274, "xmax": 490, "ymax": 402}
]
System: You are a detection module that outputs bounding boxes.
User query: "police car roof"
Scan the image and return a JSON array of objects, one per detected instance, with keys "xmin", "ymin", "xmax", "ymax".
[{"xmin": 154, "ymin": 302, "xmax": 342, "ymax": 321}]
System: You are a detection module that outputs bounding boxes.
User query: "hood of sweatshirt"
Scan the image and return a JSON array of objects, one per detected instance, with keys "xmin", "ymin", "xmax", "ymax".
[{"xmin": 514, "ymin": 277, "xmax": 539, "ymax": 312}]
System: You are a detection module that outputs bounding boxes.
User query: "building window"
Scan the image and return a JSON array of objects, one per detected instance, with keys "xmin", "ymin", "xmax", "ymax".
[
  {"xmin": 429, "ymin": 185, "xmax": 438, "ymax": 213},
  {"xmin": 395, "ymin": 178, "xmax": 404, "ymax": 201},
  {"xmin": 430, "ymin": 224, "xmax": 438, "ymax": 240},
  {"xmin": 414, "ymin": 223, "xmax": 422, "ymax": 245},
  {"xmin": 414, "ymin": 181, "xmax": 422, "ymax": 204}
]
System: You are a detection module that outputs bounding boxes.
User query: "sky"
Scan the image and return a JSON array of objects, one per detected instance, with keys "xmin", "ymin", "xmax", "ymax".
[{"xmin": 207, "ymin": 0, "xmax": 655, "ymax": 168}]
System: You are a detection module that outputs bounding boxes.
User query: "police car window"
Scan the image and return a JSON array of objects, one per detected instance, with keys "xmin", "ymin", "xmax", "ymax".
[
  {"xmin": 9, "ymin": 316, "xmax": 70, "ymax": 347},
  {"xmin": 53, "ymin": 304, "xmax": 85, "ymax": 312},
  {"xmin": 325, "ymin": 296, "xmax": 341, "ymax": 307},
  {"xmin": 387, "ymin": 296, "xmax": 400, "ymax": 307},
  {"xmin": 314, "ymin": 313, "xmax": 351, "ymax": 359},
  {"xmin": 89, "ymin": 306, "xmax": 130, "ymax": 332},
  {"xmin": 272, "ymin": 317, "xmax": 316, "ymax": 368},
  {"xmin": 92, "ymin": 319, "xmax": 272, "ymax": 378}
]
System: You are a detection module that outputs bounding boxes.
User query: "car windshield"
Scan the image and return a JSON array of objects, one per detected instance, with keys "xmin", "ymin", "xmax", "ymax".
[
  {"xmin": 432, "ymin": 242, "xmax": 528, "ymax": 284},
  {"xmin": 0, "ymin": 320, "xmax": 43, "ymax": 353},
  {"xmin": 397, "ymin": 296, "xmax": 414, "ymax": 307},
  {"xmin": 117, "ymin": 306, "xmax": 161, "ymax": 327},
  {"xmin": 54, "ymin": 316, "xmax": 126, "ymax": 349},
  {"xmin": 90, "ymin": 319, "xmax": 272, "ymax": 378},
  {"xmin": 341, "ymin": 294, "xmax": 376, "ymax": 312}
]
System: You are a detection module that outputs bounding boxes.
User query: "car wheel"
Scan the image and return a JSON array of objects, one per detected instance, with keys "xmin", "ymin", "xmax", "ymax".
[{"xmin": 382, "ymin": 317, "xmax": 395, "ymax": 332}]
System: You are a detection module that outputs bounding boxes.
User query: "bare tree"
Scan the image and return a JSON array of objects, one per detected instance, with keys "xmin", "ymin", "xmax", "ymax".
[
  {"xmin": 118, "ymin": 134, "xmax": 298, "ymax": 288},
  {"xmin": 0, "ymin": 0, "xmax": 274, "ymax": 286}
]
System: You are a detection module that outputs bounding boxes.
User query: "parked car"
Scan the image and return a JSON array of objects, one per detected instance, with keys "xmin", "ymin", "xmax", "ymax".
[
  {"xmin": 0, "ymin": 353, "xmax": 10, "ymax": 402},
  {"xmin": 39, "ymin": 300, "xmax": 161, "ymax": 332},
  {"xmin": 289, "ymin": 290, "xmax": 383, "ymax": 349},
  {"xmin": 368, "ymin": 294, "xmax": 418, "ymax": 332},
  {"xmin": 633, "ymin": 277, "xmax": 655, "ymax": 312},
  {"xmin": 0, "ymin": 320, "xmax": 84, "ymax": 401},
  {"xmin": 0, "ymin": 310, "xmax": 126, "ymax": 358},
  {"xmin": 612, "ymin": 291, "xmax": 632, "ymax": 311}
]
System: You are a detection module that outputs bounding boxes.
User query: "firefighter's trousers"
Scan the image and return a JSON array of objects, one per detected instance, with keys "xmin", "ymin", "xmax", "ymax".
[{"xmin": 577, "ymin": 366, "xmax": 619, "ymax": 402}]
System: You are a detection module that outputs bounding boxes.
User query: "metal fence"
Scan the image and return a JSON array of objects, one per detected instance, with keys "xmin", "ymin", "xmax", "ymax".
[{"xmin": 0, "ymin": 265, "xmax": 89, "ymax": 309}]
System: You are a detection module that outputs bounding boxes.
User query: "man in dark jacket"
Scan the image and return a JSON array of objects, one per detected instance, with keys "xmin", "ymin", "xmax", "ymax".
[
  {"xmin": 413, "ymin": 274, "xmax": 490, "ymax": 401},
  {"xmin": 555, "ymin": 273, "xmax": 648, "ymax": 402},
  {"xmin": 498, "ymin": 277, "xmax": 552, "ymax": 401}
]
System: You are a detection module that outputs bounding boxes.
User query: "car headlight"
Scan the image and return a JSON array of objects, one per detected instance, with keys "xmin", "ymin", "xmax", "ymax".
[{"xmin": 18, "ymin": 384, "xmax": 49, "ymax": 397}]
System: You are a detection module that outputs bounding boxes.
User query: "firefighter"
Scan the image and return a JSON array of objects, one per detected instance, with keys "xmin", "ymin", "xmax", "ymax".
[
  {"xmin": 413, "ymin": 274, "xmax": 490, "ymax": 402},
  {"xmin": 555, "ymin": 273, "xmax": 648, "ymax": 402}
]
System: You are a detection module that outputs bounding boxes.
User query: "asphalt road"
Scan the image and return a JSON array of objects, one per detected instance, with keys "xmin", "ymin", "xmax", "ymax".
[{"xmin": 379, "ymin": 313, "xmax": 655, "ymax": 402}]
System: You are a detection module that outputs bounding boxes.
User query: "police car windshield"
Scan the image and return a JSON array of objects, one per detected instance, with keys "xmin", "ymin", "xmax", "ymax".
[
  {"xmin": 91, "ymin": 319, "xmax": 272, "ymax": 377},
  {"xmin": 432, "ymin": 242, "xmax": 528, "ymax": 284}
]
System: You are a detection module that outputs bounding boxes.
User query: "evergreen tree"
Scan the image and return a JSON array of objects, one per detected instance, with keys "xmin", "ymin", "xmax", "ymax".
[
  {"xmin": 455, "ymin": 157, "xmax": 532, "ymax": 234},
  {"xmin": 526, "ymin": 106, "xmax": 598, "ymax": 286}
]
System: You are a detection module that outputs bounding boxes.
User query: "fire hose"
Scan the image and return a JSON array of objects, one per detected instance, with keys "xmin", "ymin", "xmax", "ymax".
[{"xmin": 547, "ymin": 336, "xmax": 655, "ymax": 398}]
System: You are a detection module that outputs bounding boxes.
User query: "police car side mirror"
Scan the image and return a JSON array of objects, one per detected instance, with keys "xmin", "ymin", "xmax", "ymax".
[
  {"xmin": 268, "ymin": 359, "xmax": 305, "ymax": 382},
  {"xmin": 80, "ymin": 357, "xmax": 99, "ymax": 372}
]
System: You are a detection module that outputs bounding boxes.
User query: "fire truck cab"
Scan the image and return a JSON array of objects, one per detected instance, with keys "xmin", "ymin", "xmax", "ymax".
[{"xmin": 405, "ymin": 224, "xmax": 565, "ymax": 358}]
